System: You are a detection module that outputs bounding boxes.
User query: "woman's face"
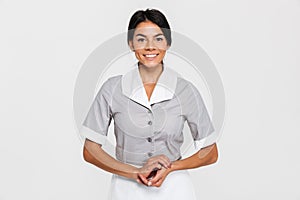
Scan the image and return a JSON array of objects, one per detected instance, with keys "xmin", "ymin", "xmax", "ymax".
[{"xmin": 129, "ymin": 21, "xmax": 169, "ymax": 69}]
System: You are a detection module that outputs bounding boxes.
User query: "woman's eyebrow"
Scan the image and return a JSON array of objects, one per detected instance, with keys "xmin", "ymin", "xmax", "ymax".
[
  {"xmin": 154, "ymin": 33, "xmax": 164, "ymax": 37},
  {"xmin": 135, "ymin": 33, "xmax": 164, "ymax": 37},
  {"xmin": 135, "ymin": 33, "xmax": 146, "ymax": 37}
]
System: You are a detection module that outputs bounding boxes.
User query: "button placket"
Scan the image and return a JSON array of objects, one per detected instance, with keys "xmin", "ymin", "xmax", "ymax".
[
  {"xmin": 146, "ymin": 108, "xmax": 155, "ymax": 157},
  {"xmin": 146, "ymin": 107, "xmax": 153, "ymax": 123}
]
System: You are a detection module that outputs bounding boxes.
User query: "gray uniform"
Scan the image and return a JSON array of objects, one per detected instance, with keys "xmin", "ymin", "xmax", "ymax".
[{"xmin": 80, "ymin": 64, "xmax": 214, "ymax": 166}]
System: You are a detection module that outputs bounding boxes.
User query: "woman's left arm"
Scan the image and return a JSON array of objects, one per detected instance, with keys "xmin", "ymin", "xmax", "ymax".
[
  {"xmin": 171, "ymin": 143, "xmax": 218, "ymax": 170},
  {"xmin": 141, "ymin": 143, "xmax": 218, "ymax": 187}
]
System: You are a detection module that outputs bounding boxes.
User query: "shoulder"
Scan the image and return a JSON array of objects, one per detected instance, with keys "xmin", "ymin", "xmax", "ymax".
[
  {"xmin": 104, "ymin": 75, "xmax": 122, "ymax": 85},
  {"xmin": 101, "ymin": 75, "xmax": 122, "ymax": 90},
  {"xmin": 176, "ymin": 76, "xmax": 197, "ymax": 93},
  {"xmin": 175, "ymin": 76, "xmax": 206, "ymax": 106},
  {"xmin": 95, "ymin": 75, "xmax": 122, "ymax": 99}
]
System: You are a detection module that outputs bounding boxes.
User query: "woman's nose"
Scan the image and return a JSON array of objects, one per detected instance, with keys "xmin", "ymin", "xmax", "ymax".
[{"xmin": 145, "ymin": 40, "xmax": 156, "ymax": 50}]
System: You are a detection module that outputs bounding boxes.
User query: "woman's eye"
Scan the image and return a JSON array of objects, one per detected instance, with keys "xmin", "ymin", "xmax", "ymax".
[
  {"xmin": 156, "ymin": 37, "xmax": 164, "ymax": 41},
  {"xmin": 137, "ymin": 38, "xmax": 145, "ymax": 42}
]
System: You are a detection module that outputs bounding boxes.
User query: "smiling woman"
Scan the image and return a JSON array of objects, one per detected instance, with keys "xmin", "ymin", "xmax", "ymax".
[
  {"xmin": 129, "ymin": 22, "xmax": 168, "ymax": 70},
  {"xmin": 80, "ymin": 8, "xmax": 218, "ymax": 200}
]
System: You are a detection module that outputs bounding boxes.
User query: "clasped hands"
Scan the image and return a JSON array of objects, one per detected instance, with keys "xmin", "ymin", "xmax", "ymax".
[{"xmin": 136, "ymin": 155, "xmax": 172, "ymax": 187}]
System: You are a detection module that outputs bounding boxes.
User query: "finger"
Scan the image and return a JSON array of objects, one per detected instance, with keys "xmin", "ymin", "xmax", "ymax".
[
  {"xmin": 141, "ymin": 173, "xmax": 153, "ymax": 186},
  {"xmin": 145, "ymin": 160, "xmax": 159, "ymax": 168},
  {"xmin": 157, "ymin": 163, "xmax": 163, "ymax": 170},
  {"xmin": 149, "ymin": 164, "xmax": 162, "ymax": 171},
  {"xmin": 146, "ymin": 156, "xmax": 171, "ymax": 168},
  {"xmin": 151, "ymin": 172, "xmax": 164, "ymax": 187},
  {"xmin": 156, "ymin": 158, "xmax": 171, "ymax": 168},
  {"xmin": 146, "ymin": 169, "xmax": 158, "ymax": 180},
  {"xmin": 153, "ymin": 178, "xmax": 163, "ymax": 187},
  {"xmin": 146, "ymin": 162, "xmax": 162, "ymax": 171},
  {"xmin": 156, "ymin": 155, "xmax": 171, "ymax": 168},
  {"xmin": 149, "ymin": 170, "xmax": 163, "ymax": 184},
  {"xmin": 137, "ymin": 176, "xmax": 149, "ymax": 186},
  {"xmin": 148, "ymin": 158, "xmax": 168, "ymax": 169},
  {"xmin": 138, "ymin": 174, "xmax": 149, "ymax": 186},
  {"xmin": 148, "ymin": 155, "xmax": 170, "ymax": 164},
  {"xmin": 136, "ymin": 178, "xmax": 142, "ymax": 184}
]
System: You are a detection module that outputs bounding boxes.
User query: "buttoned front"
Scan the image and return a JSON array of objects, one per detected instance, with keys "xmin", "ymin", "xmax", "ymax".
[{"xmin": 80, "ymin": 63, "xmax": 215, "ymax": 166}]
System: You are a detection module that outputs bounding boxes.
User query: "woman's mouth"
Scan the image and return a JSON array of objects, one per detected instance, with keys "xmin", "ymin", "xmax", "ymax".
[{"xmin": 144, "ymin": 54, "xmax": 159, "ymax": 60}]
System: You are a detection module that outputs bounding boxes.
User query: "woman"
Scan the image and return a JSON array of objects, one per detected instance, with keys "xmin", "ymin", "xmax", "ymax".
[{"xmin": 81, "ymin": 8, "xmax": 218, "ymax": 200}]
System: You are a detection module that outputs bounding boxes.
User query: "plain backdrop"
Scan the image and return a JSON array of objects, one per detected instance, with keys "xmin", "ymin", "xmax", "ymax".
[{"xmin": 1, "ymin": 0, "xmax": 300, "ymax": 199}]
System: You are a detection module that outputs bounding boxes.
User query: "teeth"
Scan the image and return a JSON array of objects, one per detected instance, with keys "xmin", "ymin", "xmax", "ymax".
[{"xmin": 145, "ymin": 54, "xmax": 157, "ymax": 58}]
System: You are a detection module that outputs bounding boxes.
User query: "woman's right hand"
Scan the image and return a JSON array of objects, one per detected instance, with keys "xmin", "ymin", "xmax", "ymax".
[{"xmin": 136, "ymin": 155, "xmax": 171, "ymax": 186}]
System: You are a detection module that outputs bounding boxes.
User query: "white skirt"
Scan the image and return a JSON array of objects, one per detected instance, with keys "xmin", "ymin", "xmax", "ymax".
[{"xmin": 108, "ymin": 170, "xmax": 198, "ymax": 200}]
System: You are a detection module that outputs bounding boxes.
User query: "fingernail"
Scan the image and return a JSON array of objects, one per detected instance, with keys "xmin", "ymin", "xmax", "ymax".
[{"xmin": 148, "ymin": 181, "xmax": 152, "ymax": 186}]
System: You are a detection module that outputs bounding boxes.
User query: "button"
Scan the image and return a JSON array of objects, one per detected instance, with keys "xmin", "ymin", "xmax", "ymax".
[
  {"xmin": 148, "ymin": 121, "xmax": 152, "ymax": 125},
  {"xmin": 148, "ymin": 152, "xmax": 153, "ymax": 157},
  {"xmin": 147, "ymin": 137, "xmax": 152, "ymax": 142}
]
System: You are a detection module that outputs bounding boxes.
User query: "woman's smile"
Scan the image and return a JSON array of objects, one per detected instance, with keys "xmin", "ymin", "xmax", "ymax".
[{"xmin": 143, "ymin": 53, "xmax": 159, "ymax": 61}]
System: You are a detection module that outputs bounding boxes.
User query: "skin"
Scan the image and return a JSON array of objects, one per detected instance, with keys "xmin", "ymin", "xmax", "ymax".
[
  {"xmin": 128, "ymin": 21, "xmax": 169, "ymax": 84},
  {"xmin": 83, "ymin": 20, "xmax": 218, "ymax": 188}
]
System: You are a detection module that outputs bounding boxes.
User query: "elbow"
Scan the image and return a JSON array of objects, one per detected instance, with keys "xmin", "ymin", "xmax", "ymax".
[
  {"xmin": 210, "ymin": 151, "xmax": 218, "ymax": 164},
  {"xmin": 83, "ymin": 146, "xmax": 93, "ymax": 163},
  {"xmin": 82, "ymin": 139, "xmax": 98, "ymax": 162},
  {"xmin": 209, "ymin": 144, "xmax": 219, "ymax": 164},
  {"xmin": 203, "ymin": 143, "xmax": 218, "ymax": 165}
]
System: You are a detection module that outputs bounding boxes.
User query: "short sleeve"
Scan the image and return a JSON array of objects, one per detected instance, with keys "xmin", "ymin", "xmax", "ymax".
[
  {"xmin": 80, "ymin": 80, "xmax": 113, "ymax": 145},
  {"xmin": 185, "ymin": 82, "xmax": 216, "ymax": 150}
]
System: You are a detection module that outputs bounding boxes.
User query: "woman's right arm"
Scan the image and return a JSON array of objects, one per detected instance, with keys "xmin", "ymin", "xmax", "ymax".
[
  {"xmin": 83, "ymin": 139, "xmax": 139, "ymax": 180},
  {"xmin": 83, "ymin": 139, "xmax": 172, "ymax": 184}
]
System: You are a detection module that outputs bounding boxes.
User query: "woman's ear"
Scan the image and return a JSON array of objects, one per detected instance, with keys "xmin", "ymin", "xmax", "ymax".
[{"xmin": 128, "ymin": 41, "xmax": 135, "ymax": 51}]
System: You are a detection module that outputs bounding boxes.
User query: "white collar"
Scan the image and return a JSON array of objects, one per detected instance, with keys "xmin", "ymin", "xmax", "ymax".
[{"xmin": 121, "ymin": 63, "xmax": 179, "ymax": 109}]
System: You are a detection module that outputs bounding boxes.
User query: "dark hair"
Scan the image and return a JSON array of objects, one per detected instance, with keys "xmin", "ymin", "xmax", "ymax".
[{"xmin": 127, "ymin": 9, "xmax": 172, "ymax": 46}]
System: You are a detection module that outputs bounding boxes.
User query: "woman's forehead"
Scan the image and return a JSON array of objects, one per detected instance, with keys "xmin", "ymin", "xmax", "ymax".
[{"xmin": 133, "ymin": 22, "xmax": 164, "ymax": 36}]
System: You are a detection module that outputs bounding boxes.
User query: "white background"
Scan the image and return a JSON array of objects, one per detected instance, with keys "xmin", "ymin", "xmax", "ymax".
[{"xmin": 1, "ymin": 0, "xmax": 300, "ymax": 199}]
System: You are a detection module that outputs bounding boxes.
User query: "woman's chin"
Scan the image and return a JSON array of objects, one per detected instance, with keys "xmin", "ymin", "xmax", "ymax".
[{"xmin": 139, "ymin": 61, "xmax": 163, "ymax": 69}]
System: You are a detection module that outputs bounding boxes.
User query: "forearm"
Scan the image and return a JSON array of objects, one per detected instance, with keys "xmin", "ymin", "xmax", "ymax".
[
  {"xmin": 170, "ymin": 143, "xmax": 218, "ymax": 171},
  {"xmin": 83, "ymin": 139, "xmax": 138, "ymax": 180}
]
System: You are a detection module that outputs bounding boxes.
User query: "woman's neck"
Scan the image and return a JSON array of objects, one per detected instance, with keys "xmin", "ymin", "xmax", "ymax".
[{"xmin": 138, "ymin": 62, "xmax": 163, "ymax": 84}]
